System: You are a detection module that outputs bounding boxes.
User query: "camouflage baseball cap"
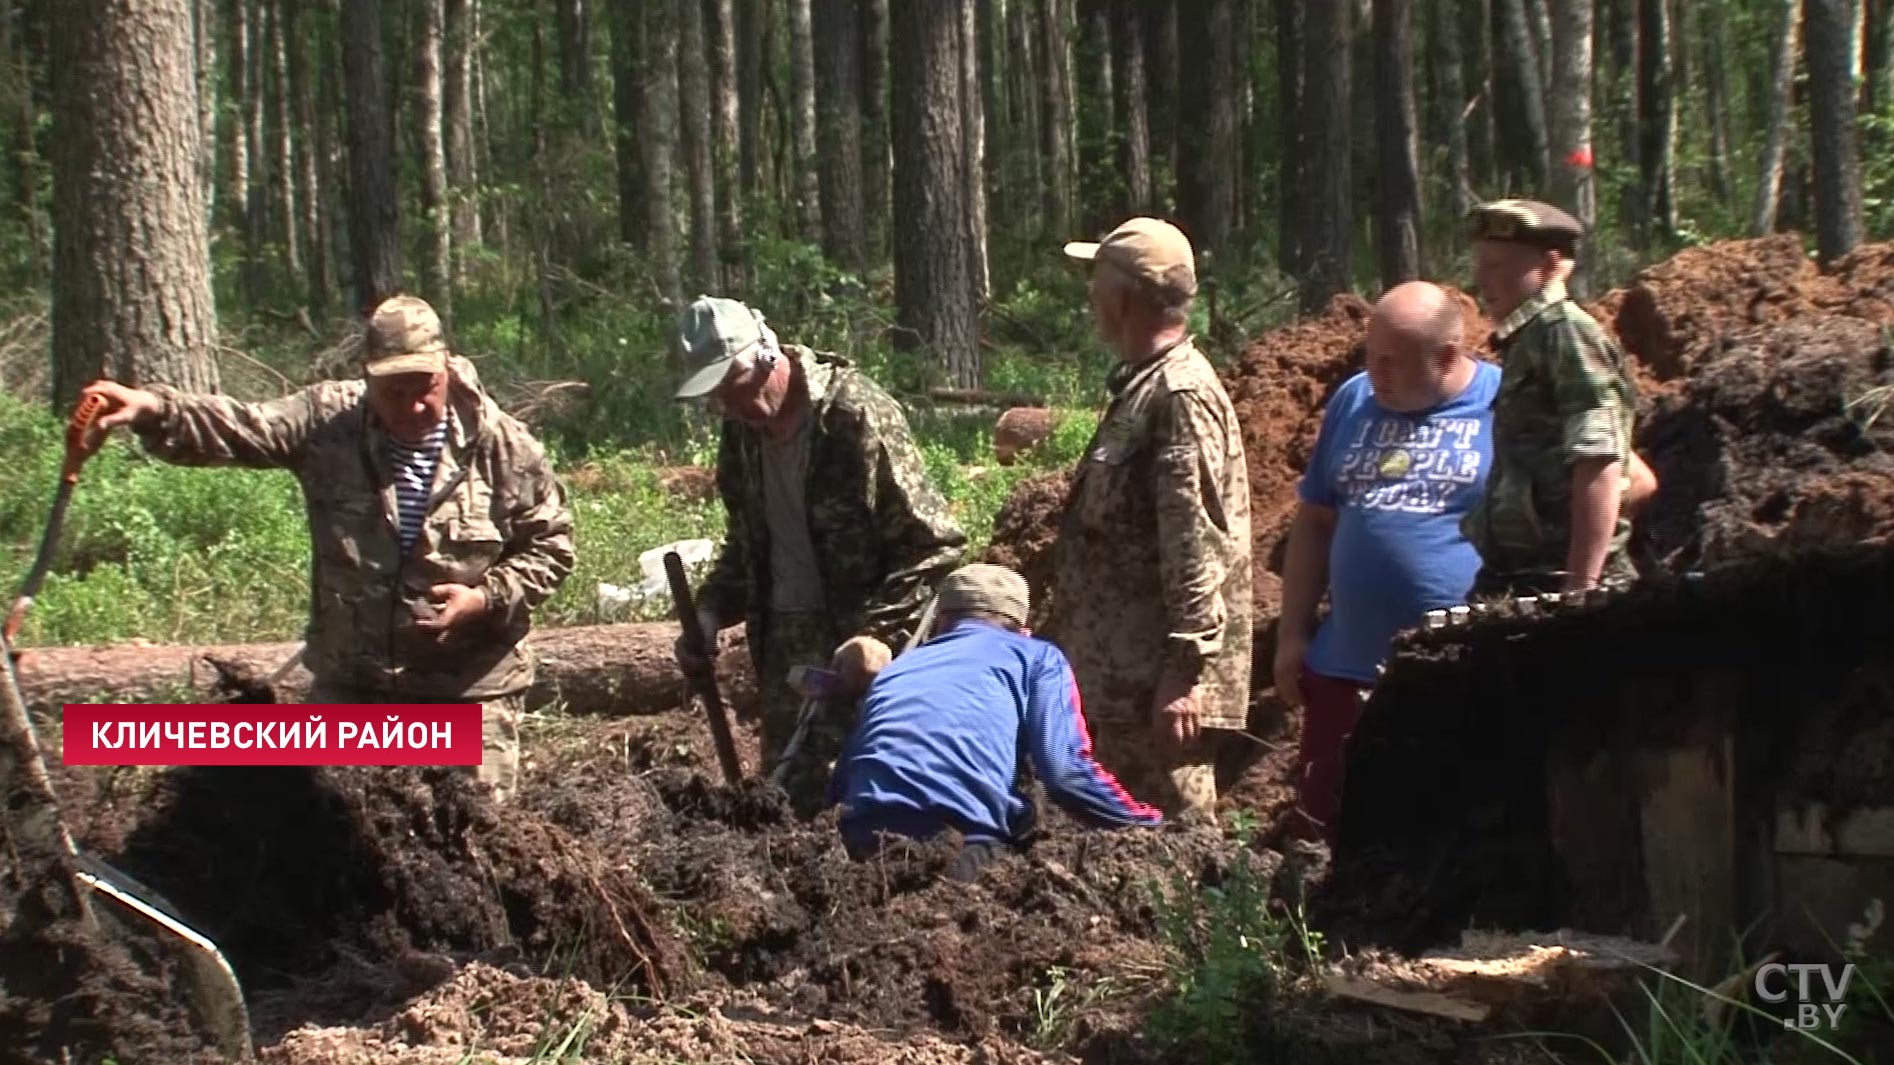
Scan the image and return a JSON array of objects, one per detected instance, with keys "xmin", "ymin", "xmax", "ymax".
[
  {"xmin": 936, "ymin": 563, "xmax": 1030, "ymax": 628},
  {"xmin": 1062, "ymin": 216, "xmax": 1198, "ymax": 302},
  {"xmin": 675, "ymin": 295, "xmax": 767, "ymax": 399},
  {"xmin": 1466, "ymin": 198, "xmax": 1584, "ymax": 252},
  {"xmin": 362, "ymin": 295, "xmax": 450, "ymax": 377}
]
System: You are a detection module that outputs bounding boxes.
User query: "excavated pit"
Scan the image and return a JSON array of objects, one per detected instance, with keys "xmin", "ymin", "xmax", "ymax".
[{"xmin": 14, "ymin": 237, "xmax": 1894, "ymax": 1063}]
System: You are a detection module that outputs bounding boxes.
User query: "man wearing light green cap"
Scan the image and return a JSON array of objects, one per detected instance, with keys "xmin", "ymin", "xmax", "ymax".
[
  {"xmin": 671, "ymin": 295, "xmax": 965, "ymax": 814},
  {"xmin": 82, "ymin": 294, "xmax": 575, "ymax": 803}
]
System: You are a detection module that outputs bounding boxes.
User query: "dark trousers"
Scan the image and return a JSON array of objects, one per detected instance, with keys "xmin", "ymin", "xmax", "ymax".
[{"xmin": 1291, "ymin": 665, "xmax": 1372, "ymax": 846}]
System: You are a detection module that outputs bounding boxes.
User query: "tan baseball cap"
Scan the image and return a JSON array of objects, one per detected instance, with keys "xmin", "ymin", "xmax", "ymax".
[
  {"xmin": 936, "ymin": 563, "xmax": 1031, "ymax": 628},
  {"xmin": 362, "ymin": 295, "xmax": 450, "ymax": 377},
  {"xmin": 1062, "ymin": 216, "xmax": 1198, "ymax": 301}
]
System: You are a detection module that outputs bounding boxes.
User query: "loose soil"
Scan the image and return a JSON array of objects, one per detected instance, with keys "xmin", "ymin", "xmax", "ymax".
[{"xmin": 13, "ymin": 238, "xmax": 1894, "ymax": 1064}]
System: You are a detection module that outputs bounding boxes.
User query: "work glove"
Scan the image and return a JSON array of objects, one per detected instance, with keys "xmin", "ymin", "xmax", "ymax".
[{"xmin": 673, "ymin": 609, "xmax": 722, "ymax": 680}]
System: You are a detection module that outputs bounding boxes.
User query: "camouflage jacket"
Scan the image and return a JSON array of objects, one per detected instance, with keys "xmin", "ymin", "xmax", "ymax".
[
  {"xmin": 697, "ymin": 347, "xmax": 965, "ymax": 664},
  {"xmin": 1461, "ymin": 281, "xmax": 1638, "ymax": 579},
  {"xmin": 1047, "ymin": 338, "xmax": 1254, "ymax": 732},
  {"xmin": 135, "ymin": 359, "xmax": 575, "ymax": 699}
]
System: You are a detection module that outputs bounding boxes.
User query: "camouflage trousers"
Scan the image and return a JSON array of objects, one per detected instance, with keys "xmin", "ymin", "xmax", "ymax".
[
  {"xmin": 755, "ymin": 611, "xmax": 847, "ymax": 817},
  {"xmin": 1088, "ymin": 724, "xmax": 1219, "ymax": 819},
  {"xmin": 307, "ymin": 682, "xmax": 523, "ymax": 805}
]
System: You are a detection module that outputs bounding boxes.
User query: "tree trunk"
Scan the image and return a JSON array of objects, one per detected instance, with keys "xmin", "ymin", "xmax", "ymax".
[
  {"xmin": 1277, "ymin": 0, "xmax": 1303, "ymax": 274},
  {"xmin": 641, "ymin": 0, "xmax": 682, "ymax": 301},
  {"xmin": 977, "ymin": 0, "xmax": 1003, "ymax": 237},
  {"xmin": 1427, "ymin": 0, "xmax": 1474, "ymax": 220},
  {"xmin": 813, "ymin": 0, "xmax": 865, "ymax": 269},
  {"xmin": 1526, "ymin": 0, "xmax": 1552, "ymax": 91},
  {"xmin": 50, "ymin": 0, "xmax": 220, "ymax": 407},
  {"xmin": 609, "ymin": 0, "xmax": 644, "ymax": 250},
  {"xmin": 1753, "ymin": 0, "xmax": 1800, "ymax": 235},
  {"xmin": 787, "ymin": 0, "xmax": 820, "ymax": 239},
  {"xmin": 341, "ymin": 0, "xmax": 400, "ymax": 314},
  {"xmin": 677, "ymin": 0, "xmax": 719, "ymax": 291},
  {"xmin": 1704, "ymin": 0, "xmax": 1734, "ymax": 201},
  {"xmin": 1463, "ymin": 0, "xmax": 1495, "ymax": 189},
  {"xmin": 1493, "ymin": 0, "xmax": 1548, "ymax": 192},
  {"xmin": 1637, "ymin": 0, "xmax": 1676, "ymax": 240},
  {"xmin": 242, "ymin": 0, "xmax": 267, "ymax": 301},
  {"xmin": 1006, "ymin": 0, "xmax": 1042, "ymax": 238},
  {"xmin": 891, "ymin": 0, "xmax": 978, "ymax": 388},
  {"xmin": 1177, "ymin": 0, "xmax": 1237, "ymax": 258},
  {"xmin": 708, "ymin": 0, "xmax": 743, "ymax": 289},
  {"xmin": 737, "ymin": 0, "xmax": 763, "ymax": 195},
  {"xmin": 315, "ymin": 0, "xmax": 343, "ymax": 308},
  {"xmin": 286, "ymin": 0, "xmax": 329, "ymax": 312},
  {"xmin": 861, "ymin": 0, "xmax": 892, "ymax": 259},
  {"xmin": 414, "ymin": 0, "xmax": 450, "ymax": 313},
  {"xmin": 962, "ymin": 0, "xmax": 988, "ymax": 299},
  {"xmin": 1866, "ymin": 0, "xmax": 1892, "ymax": 112},
  {"xmin": 444, "ymin": 0, "xmax": 481, "ymax": 258},
  {"xmin": 1113, "ymin": 0, "xmax": 1151, "ymax": 213},
  {"xmin": 1298, "ymin": 0, "xmax": 1352, "ymax": 314},
  {"xmin": 1374, "ymin": 0, "xmax": 1421, "ymax": 289},
  {"xmin": 555, "ymin": 0, "xmax": 593, "ymax": 124},
  {"xmin": 5, "ymin": 2, "xmax": 45, "ymax": 271},
  {"xmin": 1808, "ymin": 0, "xmax": 1866, "ymax": 262},
  {"xmin": 1075, "ymin": 0, "xmax": 1113, "ymax": 229},
  {"xmin": 1038, "ymin": 0, "xmax": 1075, "ymax": 241},
  {"xmin": 227, "ymin": 0, "xmax": 250, "ymax": 230},
  {"xmin": 1145, "ymin": 0, "xmax": 1178, "ymax": 213},
  {"xmin": 1603, "ymin": 0, "xmax": 1637, "ymax": 180},
  {"xmin": 269, "ymin": 0, "xmax": 300, "ymax": 285},
  {"xmin": 195, "ymin": 0, "xmax": 217, "ymax": 215},
  {"xmin": 1547, "ymin": 0, "xmax": 1595, "ymax": 297},
  {"xmin": 12, "ymin": 624, "xmax": 757, "ymax": 720}
]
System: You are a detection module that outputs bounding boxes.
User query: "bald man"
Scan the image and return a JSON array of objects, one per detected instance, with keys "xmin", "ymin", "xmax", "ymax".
[{"xmin": 1274, "ymin": 281, "xmax": 1500, "ymax": 845}]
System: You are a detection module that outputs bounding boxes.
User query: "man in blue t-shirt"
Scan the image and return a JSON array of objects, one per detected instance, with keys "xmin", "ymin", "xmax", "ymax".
[
  {"xmin": 1273, "ymin": 281, "xmax": 1499, "ymax": 845},
  {"xmin": 829, "ymin": 563, "xmax": 1162, "ymax": 882}
]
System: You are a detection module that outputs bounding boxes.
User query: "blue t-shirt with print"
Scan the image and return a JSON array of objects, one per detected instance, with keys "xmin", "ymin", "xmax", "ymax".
[{"xmin": 1299, "ymin": 362, "xmax": 1501, "ymax": 683}]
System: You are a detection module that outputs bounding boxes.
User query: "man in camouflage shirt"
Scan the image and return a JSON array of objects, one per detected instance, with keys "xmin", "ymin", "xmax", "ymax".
[
  {"xmin": 671, "ymin": 296, "xmax": 965, "ymax": 814},
  {"xmin": 1462, "ymin": 199, "xmax": 1639, "ymax": 595},
  {"xmin": 84, "ymin": 295, "xmax": 575, "ymax": 803},
  {"xmin": 1047, "ymin": 217, "xmax": 1253, "ymax": 819}
]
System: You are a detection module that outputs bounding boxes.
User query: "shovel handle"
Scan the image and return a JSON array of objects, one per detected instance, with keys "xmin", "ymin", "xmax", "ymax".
[{"xmin": 664, "ymin": 551, "xmax": 744, "ymax": 784}]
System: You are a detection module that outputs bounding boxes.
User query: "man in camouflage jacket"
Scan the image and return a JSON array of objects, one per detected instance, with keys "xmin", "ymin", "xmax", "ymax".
[
  {"xmin": 1048, "ymin": 218, "xmax": 1253, "ymax": 819},
  {"xmin": 1463, "ymin": 199, "xmax": 1639, "ymax": 595},
  {"xmin": 671, "ymin": 296, "xmax": 965, "ymax": 813},
  {"xmin": 85, "ymin": 295, "xmax": 574, "ymax": 803}
]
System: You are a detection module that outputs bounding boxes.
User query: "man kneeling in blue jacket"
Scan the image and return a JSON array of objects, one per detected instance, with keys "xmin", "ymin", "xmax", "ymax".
[{"xmin": 827, "ymin": 563, "xmax": 1164, "ymax": 882}]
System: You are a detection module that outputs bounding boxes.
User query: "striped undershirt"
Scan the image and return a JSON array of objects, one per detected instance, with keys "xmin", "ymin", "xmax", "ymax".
[{"xmin": 389, "ymin": 415, "xmax": 451, "ymax": 551}]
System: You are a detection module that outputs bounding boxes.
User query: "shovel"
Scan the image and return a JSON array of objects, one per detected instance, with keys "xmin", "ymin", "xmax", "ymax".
[{"xmin": 0, "ymin": 391, "xmax": 254, "ymax": 1061}]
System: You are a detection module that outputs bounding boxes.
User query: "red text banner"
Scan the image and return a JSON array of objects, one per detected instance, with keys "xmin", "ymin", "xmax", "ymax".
[{"xmin": 62, "ymin": 704, "xmax": 483, "ymax": 767}]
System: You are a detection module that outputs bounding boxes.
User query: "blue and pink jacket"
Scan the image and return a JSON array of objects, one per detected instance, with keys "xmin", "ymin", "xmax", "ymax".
[{"xmin": 827, "ymin": 619, "xmax": 1163, "ymax": 848}]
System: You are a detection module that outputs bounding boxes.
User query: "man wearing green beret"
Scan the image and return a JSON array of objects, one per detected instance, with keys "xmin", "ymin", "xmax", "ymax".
[
  {"xmin": 671, "ymin": 296, "xmax": 966, "ymax": 813},
  {"xmin": 1463, "ymin": 198, "xmax": 1641, "ymax": 596}
]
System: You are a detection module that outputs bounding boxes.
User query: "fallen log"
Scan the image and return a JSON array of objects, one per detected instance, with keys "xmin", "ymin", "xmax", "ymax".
[{"xmin": 11, "ymin": 623, "xmax": 756, "ymax": 718}]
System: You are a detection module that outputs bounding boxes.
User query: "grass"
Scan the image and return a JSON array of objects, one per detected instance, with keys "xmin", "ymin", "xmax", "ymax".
[{"xmin": 0, "ymin": 378, "xmax": 1094, "ymax": 647}]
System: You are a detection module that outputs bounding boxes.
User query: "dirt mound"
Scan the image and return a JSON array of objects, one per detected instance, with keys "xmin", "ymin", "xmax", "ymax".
[
  {"xmin": 71, "ymin": 766, "xmax": 677, "ymax": 1042},
  {"xmin": 1634, "ymin": 315, "xmax": 1894, "ymax": 570},
  {"xmin": 1596, "ymin": 235, "xmax": 1894, "ymax": 392},
  {"xmin": 978, "ymin": 467, "xmax": 1072, "ymax": 621},
  {"xmin": 264, "ymin": 963, "xmax": 1067, "ymax": 1065}
]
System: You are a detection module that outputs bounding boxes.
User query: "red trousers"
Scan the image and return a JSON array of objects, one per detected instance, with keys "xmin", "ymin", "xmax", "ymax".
[{"xmin": 1292, "ymin": 664, "xmax": 1372, "ymax": 846}]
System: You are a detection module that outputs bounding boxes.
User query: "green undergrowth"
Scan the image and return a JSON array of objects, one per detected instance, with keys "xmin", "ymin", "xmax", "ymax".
[{"xmin": 0, "ymin": 386, "xmax": 1093, "ymax": 647}]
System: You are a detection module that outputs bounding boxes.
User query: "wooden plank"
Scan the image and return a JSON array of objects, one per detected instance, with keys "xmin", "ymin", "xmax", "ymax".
[
  {"xmin": 1323, "ymin": 974, "xmax": 1492, "ymax": 1023},
  {"xmin": 1775, "ymin": 804, "xmax": 1894, "ymax": 858},
  {"xmin": 1636, "ymin": 732, "xmax": 1737, "ymax": 978}
]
